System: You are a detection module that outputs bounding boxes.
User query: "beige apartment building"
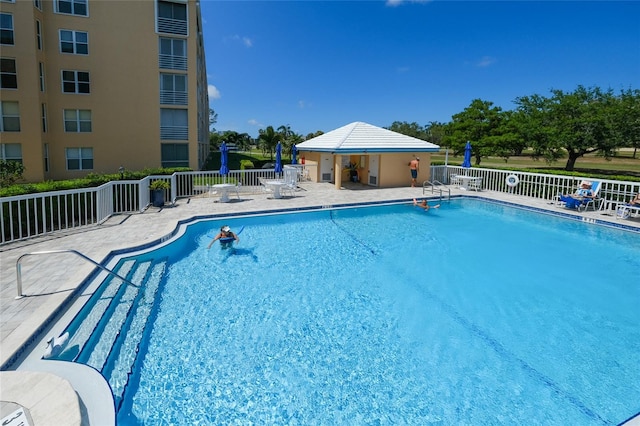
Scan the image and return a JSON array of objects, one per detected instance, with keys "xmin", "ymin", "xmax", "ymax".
[{"xmin": 0, "ymin": 0, "xmax": 209, "ymax": 183}]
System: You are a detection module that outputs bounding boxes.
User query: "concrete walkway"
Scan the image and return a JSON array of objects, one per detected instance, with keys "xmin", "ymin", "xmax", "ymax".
[{"xmin": 1, "ymin": 182, "xmax": 638, "ymax": 425}]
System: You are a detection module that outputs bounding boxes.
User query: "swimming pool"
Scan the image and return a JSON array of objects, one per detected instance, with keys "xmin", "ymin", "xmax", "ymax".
[{"xmin": 50, "ymin": 199, "xmax": 639, "ymax": 424}]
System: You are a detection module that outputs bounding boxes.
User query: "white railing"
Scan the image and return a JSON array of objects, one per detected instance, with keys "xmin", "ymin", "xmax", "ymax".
[
  {"xmin": 1, "ymin": 166, "xmax": 638, "ymax": 245},
  {"xmin": 431, "ymin": 165, "xmax": 640, "ymax": 204}
]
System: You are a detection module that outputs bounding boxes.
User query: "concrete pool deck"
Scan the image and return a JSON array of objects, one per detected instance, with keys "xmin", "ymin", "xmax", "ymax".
[{"xmin": 1, "ymin": 182, "xmax": 639, "ymax": 425}]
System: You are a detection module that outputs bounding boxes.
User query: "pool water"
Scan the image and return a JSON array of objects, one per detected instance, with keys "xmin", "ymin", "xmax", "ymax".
[{"xmin": 68, "ymin": 200, "xmax": 640, "ymax": 424}]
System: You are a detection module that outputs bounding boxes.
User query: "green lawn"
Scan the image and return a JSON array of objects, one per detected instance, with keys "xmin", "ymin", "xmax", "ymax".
[{"xmin": 433, "ymin": 150, "xmax": 640, "ymax": 177}]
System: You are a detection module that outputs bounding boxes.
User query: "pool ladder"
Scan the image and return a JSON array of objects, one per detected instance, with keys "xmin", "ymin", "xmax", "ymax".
[
  {"xmin": 422, "ymin": 180, "xmax": 451, "ymax": 203},
  {"xmin": 15, "ymin": 249, "xmax": 139, "ymax": 299}
]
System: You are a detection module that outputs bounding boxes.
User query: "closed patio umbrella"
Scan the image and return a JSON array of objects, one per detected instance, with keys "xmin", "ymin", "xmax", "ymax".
[
  {"xmin": 462, "ymin": 141, "xmax": 472, "ymax": 169},
  {"xmin": 220, "ymin": 142, "xmax": 229, "ymax": 182},
  {"xmin": 275, "ymin": 142, "xmax": 283, "ymax": 175},
  {"xmin": 291, "ymin": 144, "xmax": 298, "ymax": 165}
]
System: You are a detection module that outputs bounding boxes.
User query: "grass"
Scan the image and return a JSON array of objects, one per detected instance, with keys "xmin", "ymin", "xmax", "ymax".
[{"xmin": 434, "ymin": 149, "xmax": 640, "ymax": 177}]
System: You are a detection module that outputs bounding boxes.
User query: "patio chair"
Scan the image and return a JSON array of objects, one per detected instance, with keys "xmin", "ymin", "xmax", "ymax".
[
  {"xmin": 467, "ymin": 177, "xmax": 483, "ymax": 191},
  {"xmin": 281, "ymin": 166, "xmax": 298, "ymax": 197},
  {"xmin": 258, "ymin": 177, "xmax": 273, "ymax": 194},
  {"xmin": 450, "ymin": 174, "xmax": 462, "ymax": 186}
]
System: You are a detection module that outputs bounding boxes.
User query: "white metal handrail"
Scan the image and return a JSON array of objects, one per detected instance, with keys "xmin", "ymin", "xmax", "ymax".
[
  {"xmin": 15, "ymin": 249, "xmax": 139, "ymax": 299},
  {"xmin": 423, "ymin": 180, "xmax": 451, "ymax": 201}
]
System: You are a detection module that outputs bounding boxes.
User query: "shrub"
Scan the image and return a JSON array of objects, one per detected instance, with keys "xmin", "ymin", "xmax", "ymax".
[{"xmin": 0, "ymin": 160, "xmax": 25, "ymax": 187}]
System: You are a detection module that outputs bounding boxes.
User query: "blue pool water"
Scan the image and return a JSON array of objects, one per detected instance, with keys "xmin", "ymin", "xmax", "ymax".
[{"xmin": 57, "ymin": 199, "xmax": 640, "ymax": 424}]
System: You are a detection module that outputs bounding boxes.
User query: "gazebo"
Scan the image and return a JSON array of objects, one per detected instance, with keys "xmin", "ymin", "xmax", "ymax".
[{"xmin": 295, "ymin": 121, "xmax": 440, "ymax": 189}]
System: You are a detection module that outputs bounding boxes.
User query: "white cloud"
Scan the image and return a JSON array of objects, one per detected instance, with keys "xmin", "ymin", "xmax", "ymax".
[
  {"xmin": 248, "ymin": 119, "xmax": 263, "ymax": 127},
  {"xmin": 208, "ymin": 84, "xmax": 221, "ymax": 100},
  {"xmin": 225, "ymin": 34, "xmax": 253, "ymax": 48},
  {"xmin": 298, "ymin": 100, "xmax": 307, "ymax": 109},
  {"xmin": 476, "ymin": 56, "xmax": 496, "ymax": 67},
  {"xmin": 386, "ymin": 0, "xmax": 430, "ymax": 7}
]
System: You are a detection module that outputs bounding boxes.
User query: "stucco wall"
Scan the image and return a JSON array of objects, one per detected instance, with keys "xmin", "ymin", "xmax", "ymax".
[
  {"xmin": 298, "ymin": 151, "xmax": 432, "ymax": 188},
  {"xmin": 378, "ymin": 153, "xmax": 431, "ymax": 188}
]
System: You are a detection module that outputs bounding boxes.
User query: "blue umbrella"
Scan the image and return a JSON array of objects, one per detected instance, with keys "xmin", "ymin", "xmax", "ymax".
[
  {"xmin": 291, "ymin": 145, "xmax": 298, "ymax": 165},
  {"xmin": 274, "ymin": 142, "xmax": 283, "ymax": 174},
  {"xmin": 462, "ymin": 141, "xmax": 472, "ymax": 168},
  {"xmin": 220, "ymin": 142, "xmax": 229, "ymax": 182}
]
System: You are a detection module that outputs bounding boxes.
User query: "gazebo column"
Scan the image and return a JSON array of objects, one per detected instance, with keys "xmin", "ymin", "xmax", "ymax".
[{"xmin": 334, "ymin": 155, "xmax": 343, "ymax": 189}]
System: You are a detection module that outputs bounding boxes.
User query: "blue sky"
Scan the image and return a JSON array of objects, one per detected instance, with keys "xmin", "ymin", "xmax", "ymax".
[{"xmin": 201, "ymin": 1, "xmax": 640, "ymax": 138}]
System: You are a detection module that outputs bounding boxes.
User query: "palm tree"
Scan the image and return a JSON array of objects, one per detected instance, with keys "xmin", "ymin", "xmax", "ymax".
[{"xmin": 258, "ymin": 126, "xmax": 281, "ymax": 160}]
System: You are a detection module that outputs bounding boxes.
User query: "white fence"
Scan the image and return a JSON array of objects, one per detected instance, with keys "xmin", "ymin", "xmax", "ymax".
[{"xmin": 1, "ymin": 166, "xmax": 638, "ymax": 244}]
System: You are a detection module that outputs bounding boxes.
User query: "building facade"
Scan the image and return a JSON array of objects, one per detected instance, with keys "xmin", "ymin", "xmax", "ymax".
[{"xmin": 0, "ymin": 0, "xmax": 209, "ymax": 183}]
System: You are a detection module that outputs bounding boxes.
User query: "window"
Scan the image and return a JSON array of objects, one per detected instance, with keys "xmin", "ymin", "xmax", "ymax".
[
  {"xmin": 1, "ymin": 58, "xmax": 17, "ymax": 89},
  {"xmin": 159, "ymin": 37, "xmax": 187, "ymax": 70},
  {"xmin": 0, "ymin": 143, "xmax": 22, "ymax": 164},
  {"xmin": 1, "ymin": 13, "xmax": 14, "ymax": 45},
  {"xmin": 66, "ymin": 147, "xmax": 93, "ymax": 170},
  {"xmin": 0, "ymin": 101, "xmax": 20, "ymax": 132},
  {"xmin": 36, "ymin": 20, "xmax": 42, "ymax": 50},
  {"xmin": 157, "ymin": 0, "xmax": 187, "ymax": 35},
  {"xmin": 64, "ymin": 109, "xmax": 91, "ymax": 132},
  {"xmin": 160, "ymin": 73, "xmax": 187, "ymax": 105},
  {"xmin": 161, "ymin": 143, "xmax": 188, "ymax": 168},
  {"xmin": 62, "ymin": 70, "xmax": 90, "ymax": 93},
  {"xmin": 43, "ymin": 143, "xmax": 49, "ymax": 172},
  {"xmin": 34, "ymin": 0, "xmax": 42, "ymax": 10},
  {"xmin": 39, "ymin": 62, "xmax": 45, "ymax": 91},
  {"xmin": 160, "ymin": 108, "xmax": 188, "ymax": 140},
  {"xmin": 41, "ymin": 103, "xmax": 47, "ymax": 132},
  {"xmin": 60, "ymin": 30, "xmax": 88, "ymax": 54},
  {"xmin": 56, "ymin": 0, "xmax": 87, "ymax": 16}
]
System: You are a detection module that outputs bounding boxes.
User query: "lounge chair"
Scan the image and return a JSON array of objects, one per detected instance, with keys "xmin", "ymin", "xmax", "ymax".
[
  {"xmin": 616, "ymin": 203, "xmax": 640, "ymax": 220},
  {"xmin": 558, "ymin": 180, "xmax": 602, "ymax": 211}
]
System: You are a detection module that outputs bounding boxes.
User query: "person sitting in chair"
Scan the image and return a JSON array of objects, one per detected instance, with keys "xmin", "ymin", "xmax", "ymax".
[
  {"xmin": 628, "ymin": 192, "xmax": 640, "ymax": 206},
  {"xmin": 559, "ymin": 181, "xmax": 594, "ymax": 208},
  {"xmin": 413, "ymin": 198, "xmax": 440, "ymax": 211},
  {"xmin": 207, "ymin": 225, "xmax": 239, "ymax": 249}
]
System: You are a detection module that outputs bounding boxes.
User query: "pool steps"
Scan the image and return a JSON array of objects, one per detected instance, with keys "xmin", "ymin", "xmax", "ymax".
[
  {"xmin": 104, "ymin": 260, "xmax": 165, "ymax": 407},
  {"xmin": 54, "ymin": 257, "xmax": 167, "ymax": 410},
  {"xmin": 57, "ymin": 260, "xmax": 137, "ymax": 362}
]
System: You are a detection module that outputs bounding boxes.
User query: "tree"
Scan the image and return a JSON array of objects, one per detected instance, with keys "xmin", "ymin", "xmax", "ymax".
[
  {"xmin": 512, "ymin": 93, "xmax": 558, "ymax": 163},
  {"xmin": 305, "ymin": 130, "xmax": 324, "ymax": 140},
  {"xmin": 443, "ymin": 99, "xmax": 504, "ymax": 165},
  {"xmin": 257, "ymin": 126, "xmax": 281, "ymax": 159},
  {"xmin": 613, "ymin": 88, "xmax": 640, "ymax": 158},
  {"xmin": 387, "ymin": 121, "xmax": 428, "ymax": 140},
  {"xmin": 276, "ymin": 124, "xmax": 304, "ymax": 158},
  {"xmin": 425, "ymin": 121, "xmax": 447, "ymax": 147},
  {"xmin": 209, "ymin": 108, "xmax": 218, "ymax": 132},
  {"xmin": 516, "ymin": 86, "xmax": 624, "ymax": 171}
]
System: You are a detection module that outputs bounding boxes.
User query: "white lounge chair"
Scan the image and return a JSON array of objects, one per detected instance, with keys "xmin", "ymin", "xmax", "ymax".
[{"xmin": 616, "ymin": 203, "xmax": 640, "ymax": 219}]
